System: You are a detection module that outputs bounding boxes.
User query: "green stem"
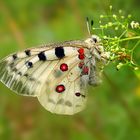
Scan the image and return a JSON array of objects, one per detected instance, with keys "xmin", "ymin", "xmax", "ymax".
[
  {"xmin": 130, "ymin": 40, "xmax": 140, "ymax": 62},
  {"xmin": 119, "ymin": 30, "xmax": 127, "ymax": 39},
  {"xmin": 131, "ymin": 40, "xmax": 140, "ymax": 51},
  {"xmin": 117, "ymin": 36, "xmax": 140, "ymax": 42}
]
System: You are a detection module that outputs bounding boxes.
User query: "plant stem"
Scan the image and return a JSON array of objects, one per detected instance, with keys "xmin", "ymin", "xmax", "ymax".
[{"xmin": 117, "ymin": 36, "xmax": 140, "ymax": 42}]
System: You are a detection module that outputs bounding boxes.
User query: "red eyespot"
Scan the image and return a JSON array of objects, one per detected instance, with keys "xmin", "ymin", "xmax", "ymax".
[
  {"xmin": 60, "ymin": 63, "xmax": 68, "ymax": 71},
  {"xmin": 83, "ymin": 66, "xmax": 89, "ymax": 75},
  {"xmin": 78, "ymin": 48, "xmax": 84, "ymax": 54},
  {"xmin": 78, "ymin": 54, "xmax": 85, "ymax": 60},
  {"xmin": 78, "ymin": 61, "xmax": 84, "ymax": 69},
  {"xmin": 56, "ymin": 85, "xmax": 65, "ymax": 93}
]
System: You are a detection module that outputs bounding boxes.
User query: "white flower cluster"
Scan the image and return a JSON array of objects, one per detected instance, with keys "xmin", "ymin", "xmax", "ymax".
[{"xmin": 130, "ymin": 21, "xmax": 140, "ymax": 29}]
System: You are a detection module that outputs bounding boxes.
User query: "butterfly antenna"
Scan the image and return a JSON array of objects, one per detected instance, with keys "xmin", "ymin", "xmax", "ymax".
[
  {"xmin": 91, "ymin": 19, "xmax": 94, "ymax": 28},
  {"xmin": 86, "ymin": 17, "xmax": 91, "ymax": 35},
  {"xmin": 86, "ymin": 17, "xmax": 94, "ymax": 36}
]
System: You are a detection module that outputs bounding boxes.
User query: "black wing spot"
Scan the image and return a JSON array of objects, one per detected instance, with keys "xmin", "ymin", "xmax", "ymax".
[
  {"xmin": 24, "ymin": 74, "xmax": 28, "ymax": 77},
  {"xmin": 28, "ymin": 62, "xmax": 33, "ymax": 67},
  {"xmin": 26, "ymin": 61, "xmax": 33, "ymax": 68},
  {"xmin": 38, "ymin": 52, "xmax": 46, "ymax": 61},
  {"xmin": 17, "ymin": 72, "xmax": 22, "ymax": 76},
  {"xmin": 9, "ymin": 62, "xmax": 14, "ymax": 68},
  {"xmin": 12, "ymin": 54, "xmax": 17, "ymax": 60},
  {"xmin": 75, "ymin": 92, "xmax": 81, "ymax": 97},
  {"xmin": 24, "ymin": 74, "xmax": 35, "ymax": 81},
  {"xmin": 55, "ymin": 46, "xmax": 65, "ymax": 59},
  {"xmin": 25, "ymin": 50, "xmax": 31, "ymax": 56},
  {"xmin": 12, "ymin": 68, "xmax": 18, "ymax": 72}
]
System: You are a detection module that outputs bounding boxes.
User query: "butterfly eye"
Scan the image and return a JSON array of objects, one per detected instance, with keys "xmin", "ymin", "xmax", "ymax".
[{"xmin": 92, "ymin": 38, "xmax": 97, "ymax": 43}]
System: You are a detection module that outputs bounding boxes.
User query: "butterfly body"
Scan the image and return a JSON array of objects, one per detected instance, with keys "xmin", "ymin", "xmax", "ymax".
[{"xmin": 0, "ymin": 35, "xmax": 109, "ymax": 115}]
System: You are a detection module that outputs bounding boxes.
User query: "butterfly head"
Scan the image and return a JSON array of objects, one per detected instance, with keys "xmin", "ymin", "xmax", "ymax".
[
  {"xmin": 84, "ymin": 35, "xmax": 101, "ymax": 48},
  {"xmin": 84, "ymin": 35, "xmax": 110, "ymax": 61}
]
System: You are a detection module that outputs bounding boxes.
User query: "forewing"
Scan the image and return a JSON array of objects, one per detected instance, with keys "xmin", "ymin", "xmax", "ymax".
[{"xmin": 0, "ymin": 44, "xmax": 80, "ymax": 97}]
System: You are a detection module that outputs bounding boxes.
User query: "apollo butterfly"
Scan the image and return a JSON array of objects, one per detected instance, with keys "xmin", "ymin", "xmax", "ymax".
[{"xmin": 0, "ymin": 18, "xmax": 109, "ymax": 115}]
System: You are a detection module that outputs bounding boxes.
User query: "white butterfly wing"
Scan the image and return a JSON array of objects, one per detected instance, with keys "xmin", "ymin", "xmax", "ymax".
[
  {"xmin": 0, "ymin": 55, "xmax": 49, "ymax": 96},
  {"xmin": 0, "ymin": 43, "xmax": 89, "ymax": 115},
  {"xmin": 37, "ymin": 56, "xmax": 88, "ymax": 115},
  {"xmin": 0, "ymin": 45, "xmax": 78, "ymax": 96}
]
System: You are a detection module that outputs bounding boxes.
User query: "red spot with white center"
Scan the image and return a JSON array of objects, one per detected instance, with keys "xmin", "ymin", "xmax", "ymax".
[
  {"xmin": 78, "ymin": 48, "xmax": 84, "ymax": 54},
  {"xmin": 56, "ymin": 84, "xmax": 65, "ymax": 93},
  {"xmin": 82, "ymin": 66, "xmax": 89, "ymax": 75},
  {"xmin": 78, "ymin": 61, "xmax": 84, "ymax": 69},
  {"xmin": 60, "ymin": 63, "xmax": 68, "ymax": 71}
]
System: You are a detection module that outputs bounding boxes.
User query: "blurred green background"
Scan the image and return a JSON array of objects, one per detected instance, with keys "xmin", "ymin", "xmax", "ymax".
[{"xmin": 0, "ymin": 0, "xmax": 140, "ymax": 140}]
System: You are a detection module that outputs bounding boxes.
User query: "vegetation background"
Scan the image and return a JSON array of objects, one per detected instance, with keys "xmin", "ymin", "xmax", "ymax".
[{"xmin": 0, "ymin": 0, "xmax": 140, "ymax": 140}]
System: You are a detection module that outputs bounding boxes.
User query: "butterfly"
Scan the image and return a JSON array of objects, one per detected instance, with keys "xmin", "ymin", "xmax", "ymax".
[{"xmin": 0, "ymin": 19, "xmax": 109, "ymax": 115}]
